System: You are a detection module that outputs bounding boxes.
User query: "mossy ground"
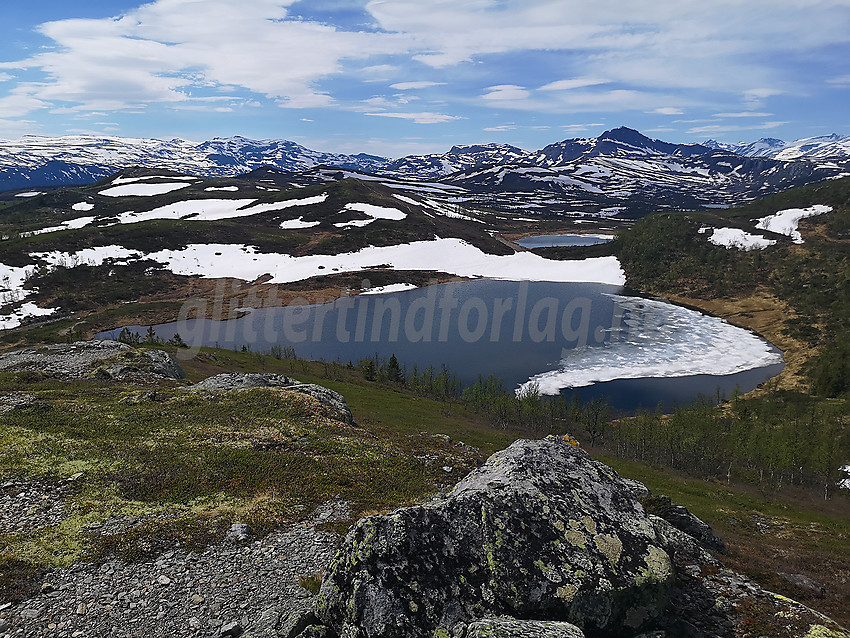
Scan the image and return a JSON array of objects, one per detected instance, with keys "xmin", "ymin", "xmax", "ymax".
[{"xmin": 0, "ymin": 345, "xmax": 523, "ymax": 602}]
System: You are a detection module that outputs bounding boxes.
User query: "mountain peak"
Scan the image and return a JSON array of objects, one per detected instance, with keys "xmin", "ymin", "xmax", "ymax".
[{"xmin": 599, "ymin": 127, "xmax": 653, "ymax": 147}]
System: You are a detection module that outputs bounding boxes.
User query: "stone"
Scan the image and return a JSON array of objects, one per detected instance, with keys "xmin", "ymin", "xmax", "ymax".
[
  {"xmin": 0, "ymin": 618, "xmax": 11, "ymax": 632},
  {"xmin": 279, "ymin": 610, "xmax": 320, "ymax": 638},
  {"xmin": 465, "ymin": 617, "xmax": 586, "ymax": 637},
  {"xmin": 281, "ymin": 384, "xmax": 355, "ymax": 425},
  {"xmin": 317, "ymin": 435, "xmax": 676, "ymax": 638},
  {"xmin": 219, "ymin": 620, "xmax": 244, "ymax": 637},
  {"xmin": 779, "ymin": 572, "xmax": 826, "ymax": 596},
  {"xmin": 226, "ymin": 523, "xmax": 252, "ymax": 544},
  {"xmin": 0, "ymin": 340, "xmax": 185, "ymax": 381},
  {"xmin": 157, "ymin": 575, "xmax": 172, "ymax": 586},
  {"xmin": 294, "ymin": 627, "xmax": 331, "ymax": 638},
  {"xmin": 190, "ymin": 373, "xmax": 354, "ymax": 424},
  {"xmin": 642, "ymin": 496, "xmax": 726, "ymax": 554}
]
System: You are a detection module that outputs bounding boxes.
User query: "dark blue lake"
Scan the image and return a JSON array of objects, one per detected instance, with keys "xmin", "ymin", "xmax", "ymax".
[
  {"xmin": 516, "ymin": 234, "xmax": 614, "ymax": 248},
  {"xmin": 99, "ymin": 279, "xmax": 783, "ymax": 412}
]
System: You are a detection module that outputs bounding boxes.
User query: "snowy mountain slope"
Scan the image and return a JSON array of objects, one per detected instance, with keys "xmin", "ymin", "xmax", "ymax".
[
  {"xmin": 772, "ymin": 134, "xmax": 850, "ymax": 161},
  {"xmin": 382, "ymin": 143, "xmax": 530, "ymax": 178},
  {"xmin": 0, "ymin": 135, "xmax": 388, "ymax": 192},
  {"xmin": 2, "ymin": 128, "xmax": 849, "ymax": 215},
  {"xmin": 703, "ymin": 138, "xmax": 787, "ymax": 158},
  {"xmin": 701, "ymin": 134, "xmax": 850, "ymax": 160},
  {"xmin": 439, "ymin": 128, "xmax": 849, "ymax": 213}
]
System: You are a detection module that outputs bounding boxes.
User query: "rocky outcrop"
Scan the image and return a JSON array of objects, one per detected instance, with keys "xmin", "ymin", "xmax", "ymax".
[
  {"xmin": 191, "ymin": 373, "xmax": 354, "ymax": 424},
  {"xmin": 316, "ymin": 436, "xmax": 676, "ymax": 637},
  {"xmin": 642, "ymin": 495, "xmax": 726, "ymax": 554},
  {"xmin": 308, "ymin": 436, "xmax": 850, "ymax": 638},
  {"xmin": 0, "ymin": 340, "xmax": 185, "ymax": 381}
]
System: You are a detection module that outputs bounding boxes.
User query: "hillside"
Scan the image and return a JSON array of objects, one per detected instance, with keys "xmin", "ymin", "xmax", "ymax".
[{"xmin": 0, "ymin": 167, "xmax": 623, "ymax": 340}]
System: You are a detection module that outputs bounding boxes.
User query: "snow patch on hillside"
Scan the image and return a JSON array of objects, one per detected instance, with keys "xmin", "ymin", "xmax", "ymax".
[
  {"xmin": 72, "ymin": 202, "xmax": 95, "ymax": 211},
  {"xmin": 361, "ymin": 283, "xmax": 419, "ymax": 295},
  {"xmin": 702, "ymin": 227, "xmax": 776, "ymax": 250},
  {"xmin": 755, "ymin": 204, "xmax": 833, "ymax": 243},
  {"xmin": 99, "ymin": 182, "xmax": 194, "ymax": 197},
  {"xmin": 279, "ymin": 217, "xmax": 320, "ymax": 229}
]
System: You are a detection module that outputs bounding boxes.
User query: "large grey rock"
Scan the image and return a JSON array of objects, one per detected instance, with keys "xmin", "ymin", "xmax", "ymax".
[
  {"xmin": 316, "ymin": 435, "xmax": 676, "ymax": 637},
  {"xmin": 0, "ymin": 340, "xmax": 185, "ymax": 381},
  {"xmin": 286, "ymin": 384, "xmax": 354, "ymax": 425},
  {"xmin": 465, "ymin": 617, "xmax": 585, "ymax": 637},
  {"xmin": 191, "ymin": 372, "xmax": 296, "ymax": 391},
  {"xmin": 191, "ymin": 373, "xmax": 354, "ymax": 424},
  {"xmin": 642, "ymin": 496, "xmax": 726, "ymax": 554}
]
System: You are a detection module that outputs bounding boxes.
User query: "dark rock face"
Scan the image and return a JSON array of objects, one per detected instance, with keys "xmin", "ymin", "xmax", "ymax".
[
  {"xmin": 317, "ymin": 436, "xmax": 676, "ymax": 637},
  {"xmin": 642, "ymin": 496, "xmax": 726, "ymax": 554},
  {"xmin": 0, "ymin": 340, "xmax": 185, "ymax": 381},
  {"xmin": 191, "ymin": 373, "xmax": 354, "ymax": 424}
]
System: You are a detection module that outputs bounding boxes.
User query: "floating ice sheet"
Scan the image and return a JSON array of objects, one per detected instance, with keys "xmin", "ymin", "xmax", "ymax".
[{"xmin": 519, "ymin": 294, "xmax": 782, "ymax": 395}]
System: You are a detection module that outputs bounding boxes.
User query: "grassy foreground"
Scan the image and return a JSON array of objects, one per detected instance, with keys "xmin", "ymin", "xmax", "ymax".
[{"xmin": 0, "ymin": 345, "xmax": 847, "ymax": 626}]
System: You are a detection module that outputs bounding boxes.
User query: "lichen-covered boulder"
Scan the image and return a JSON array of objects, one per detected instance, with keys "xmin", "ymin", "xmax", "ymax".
[
  {"xmin": 465, "ymin": 617, "xmax": 585, "ymax": 637},
  {"xmin": 316, "ymin": 435, "xmax": 676, "ymax": 637},
  {"xmin": 191, "ymin": 373, "xmax": 354, "ymax": 424},
  {"xmin": 0, "ymin": 340, "xmax": 185, "ymax": 380},
  {"xmin": 191, "ymin": 372, "xmax": 296, "ymax": 391}
]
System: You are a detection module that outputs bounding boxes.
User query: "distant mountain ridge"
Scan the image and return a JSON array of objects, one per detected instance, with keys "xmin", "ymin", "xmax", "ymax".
[
  {"xmin": 2, "ymin": 128, "xmax": 849, "ymax": 214},
  {"xmin": 703, "ymin": 134, "xmax": 850, "ymax": 160},
  {"xmin": 0, "ymin": 134, "xmax": 387, "ymax": 191}
]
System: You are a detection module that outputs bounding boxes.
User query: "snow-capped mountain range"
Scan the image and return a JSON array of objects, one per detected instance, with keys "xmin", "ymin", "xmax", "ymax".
[
  {"xmin": 0, "ymin": 135, "xmax": 386, "ymax": 192},
  {"xmin": 1, "ymin": 128, "xmax": 849, "ymax": 213},
  {"xmin": 703, "ymin": 133, "xmax": 850, "ymax": 160}
]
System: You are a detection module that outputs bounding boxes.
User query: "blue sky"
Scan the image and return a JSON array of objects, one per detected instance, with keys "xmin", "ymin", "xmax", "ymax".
[{"xmin": 1, "ymin": 0, "xmax": 848, "ymax": 158}]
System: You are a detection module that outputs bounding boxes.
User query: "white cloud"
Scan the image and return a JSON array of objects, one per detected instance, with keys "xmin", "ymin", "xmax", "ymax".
[
  {"xmin": 0, "ymin": 88, "xmax": 48, "ymax": 118},
  {"xmin": 0, "ymin": 0, "xmax": 407, "ymax": 115},
  {"xmin": 827, "ymin": 74, "xmax": 850, "ymax": 88},
  {"xmin": 713, "ymin": 111, "xmax": 773, "ymax": 118},
  {"xmin": 482, "ymin": 85, "xmax": 531, "ymax": 101},
  {"xmin": 390, "ymin": 81, "xmax": 445, "ymax": 90},
  {"xmin": 365, "ymin": 111, "xmax": 461, "ymax": 124},
  {"xmin": 0, "ymin": 73, "xmax": 13, "ymax": 83},
  {"xmin": 0, "ymin": 118, "xmax": 39, "ymax": 139},
  {"xmin": 484, "ymin": 125, "xmax": 516, "ymax": 132},
  {"xmin": 653, "ymin": 107, "xmax": 684, "ymax": 115},
  {"xmin": 562, "ymin": 123, "xmax": 605, "ymax": 134},
  {"xmin": 539, "ymin": 78, "xmax": 609, "ymax": 91},
  {"xmin": 688, "ymin": 121, "xmax": 789, "ymax": 134},
  {"xmin": 0, "ymin": 0, "xmax": 846, "ymax": 125}
]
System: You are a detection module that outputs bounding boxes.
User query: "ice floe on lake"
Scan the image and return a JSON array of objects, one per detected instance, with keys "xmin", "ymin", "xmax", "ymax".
[{"xmin": 519, "ymin": 294, "xmax": 782, "ymax": 395}]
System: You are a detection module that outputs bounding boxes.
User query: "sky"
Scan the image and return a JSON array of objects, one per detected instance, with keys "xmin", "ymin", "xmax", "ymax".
[{"xmin": 0, "ymin": 0, "xmax": 848, "ymax": 158}]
